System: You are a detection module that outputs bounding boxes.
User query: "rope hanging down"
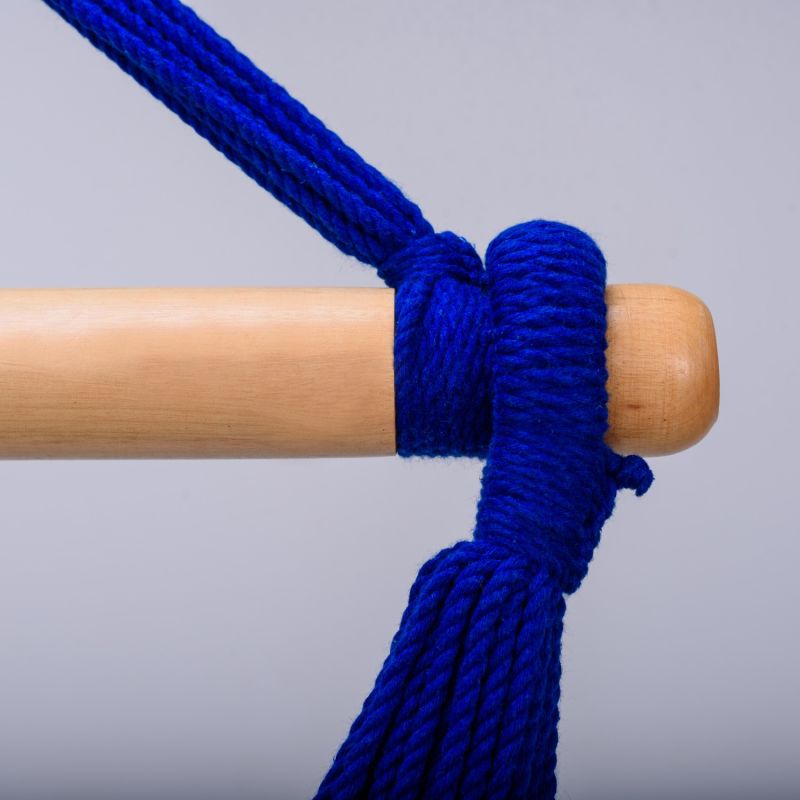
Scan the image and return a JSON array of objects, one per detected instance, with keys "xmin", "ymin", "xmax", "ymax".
[{"xmin": 43, "ymin": 1, "xmax": 654, "ymax": 797}]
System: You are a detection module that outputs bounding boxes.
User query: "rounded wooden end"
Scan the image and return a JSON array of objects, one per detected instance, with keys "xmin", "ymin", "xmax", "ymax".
[{"xmin": 605, "ymin": 284, "xmax": 719, "ymax": 457}]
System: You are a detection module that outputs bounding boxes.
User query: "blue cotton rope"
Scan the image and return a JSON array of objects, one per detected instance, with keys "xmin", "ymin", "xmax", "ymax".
[{"xmin": 42, "ymin": 2, "xmax": 654, "ymax": 797}]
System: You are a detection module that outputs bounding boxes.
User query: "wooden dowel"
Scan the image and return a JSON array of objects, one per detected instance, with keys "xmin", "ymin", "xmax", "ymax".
[
  {"xmin": 605, "ymin": 284, "xmax": 719, "ymax": 456},
  {"xmin": 0, "ymin": 285, "xmax": 717, "ymax": 459}
]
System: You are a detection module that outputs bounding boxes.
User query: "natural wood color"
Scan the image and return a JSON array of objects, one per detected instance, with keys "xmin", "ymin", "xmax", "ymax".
[
  {"xmin": 0, "ymin": 285, "xmax": 718, "ymax": 459},
  {"xmin": 0, "ymin": 288, "xmax": 395, "ymax": 458},
  {"xmin": 605, "ymin": 284, "xmax": 719, "ymax": 456}
]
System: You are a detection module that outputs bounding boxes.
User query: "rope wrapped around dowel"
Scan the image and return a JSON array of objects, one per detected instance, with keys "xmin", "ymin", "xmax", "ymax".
[{"xmin": 43, "ymin": 1, "xmax": 655, "ymax": 796}]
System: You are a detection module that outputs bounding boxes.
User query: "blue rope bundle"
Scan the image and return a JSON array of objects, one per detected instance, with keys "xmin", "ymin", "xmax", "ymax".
[{"xmin": 43, "ymin": 1, "xmax": 654, "ymax": 796}]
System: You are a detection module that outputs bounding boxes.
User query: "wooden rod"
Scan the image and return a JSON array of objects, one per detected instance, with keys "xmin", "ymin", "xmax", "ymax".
[
  {"xmin": 605, "ymin": 284, "xmax": 719, "ymax": 456},
  {"xmin": 0, "ymin": 285, "xmax": 717, "ymax": 459}
]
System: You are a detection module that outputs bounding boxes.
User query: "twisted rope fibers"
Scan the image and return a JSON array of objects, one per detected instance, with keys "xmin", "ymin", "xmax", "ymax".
[{"xmin": 42, "ymin": 1, "xmax": 655, "ymax": 797}]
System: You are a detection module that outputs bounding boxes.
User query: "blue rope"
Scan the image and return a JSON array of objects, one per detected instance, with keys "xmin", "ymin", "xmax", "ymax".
[{"xmin": 42, "ymin": 2, "xmax": 654, "ymax": 797}]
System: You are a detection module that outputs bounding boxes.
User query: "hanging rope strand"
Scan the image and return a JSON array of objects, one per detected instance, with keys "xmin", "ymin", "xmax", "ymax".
[{"xmin": 43, "ymin": 0, "xmax": 432, "ymax": 264}]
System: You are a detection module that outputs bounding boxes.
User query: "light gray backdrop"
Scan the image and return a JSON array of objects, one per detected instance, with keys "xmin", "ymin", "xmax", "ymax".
[{"xmin": 1, "ymin": 2, "xmax": 798, "ymax": 798}]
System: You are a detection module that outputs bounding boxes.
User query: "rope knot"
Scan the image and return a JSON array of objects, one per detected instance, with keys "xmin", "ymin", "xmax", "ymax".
[
  {"xmin": 377, "ymin": 231, "xmax": 484, "ymax": 288},
  {"xmin": 389, "ymin": 220, "xmax": 652, "ymax": 592},
  {"xmin": 608, "ymin": 451, "xmax": 655, "ymax": 496},
  {"xmin": 390, "ymin": 232, "xmax": 492, "ymax": 457}
]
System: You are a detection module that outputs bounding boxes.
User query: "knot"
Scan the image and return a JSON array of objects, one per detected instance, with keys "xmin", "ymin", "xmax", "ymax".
[
  {"xmin": 607, "ymin": 451, "xmax": 655, "ymax": 496},
  {"xmin": 388, "ymin": 232, "xmax": 492, "ymax": 457},
  {"xmin": 377, "ymin": 231, "xmax": 484, "ymax": 289},
  {"xmin": 392, "ymin": 219, "xmax": 652, "ymax": 594}
]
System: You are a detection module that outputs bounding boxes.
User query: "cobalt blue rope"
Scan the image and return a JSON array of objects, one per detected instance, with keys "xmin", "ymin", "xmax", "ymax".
[{"xmin": 42, "ymin": 1, "xmax": 655, "ymax": 797}]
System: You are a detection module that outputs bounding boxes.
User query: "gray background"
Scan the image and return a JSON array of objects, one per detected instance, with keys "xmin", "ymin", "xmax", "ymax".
[{"xmin": 1, "ymin": 1, "xmax": 798, "ymax": 798}]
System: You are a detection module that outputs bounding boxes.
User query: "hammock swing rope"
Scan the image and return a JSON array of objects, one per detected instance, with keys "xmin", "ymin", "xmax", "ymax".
[{"xmin": 42, "ymin": 2, "xmax": 653, "ymax": 797}]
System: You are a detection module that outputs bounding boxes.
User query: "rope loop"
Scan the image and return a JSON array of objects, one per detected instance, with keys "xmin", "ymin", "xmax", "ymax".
[
  {"xmin": 474, "ymin": 220, "xmax": 652, "ymax": 593},
  {"xmin": 389, "ymin": 232, "xmax": 491, "ymax": 457},
  {"xmin": 391, "ymin": 220, "xmax": 654, "ymax": 592}
]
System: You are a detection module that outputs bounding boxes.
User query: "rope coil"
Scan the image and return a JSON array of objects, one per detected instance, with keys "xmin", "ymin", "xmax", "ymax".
[{"xmin": 43, "ymin": 1, "xmax": 654, "ymax": 796}]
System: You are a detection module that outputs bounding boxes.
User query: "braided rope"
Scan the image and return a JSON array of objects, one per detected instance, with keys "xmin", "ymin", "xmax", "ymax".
[{"xmin": 42, "ymin": 2, "xmax": 654, "ymax": 797}]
